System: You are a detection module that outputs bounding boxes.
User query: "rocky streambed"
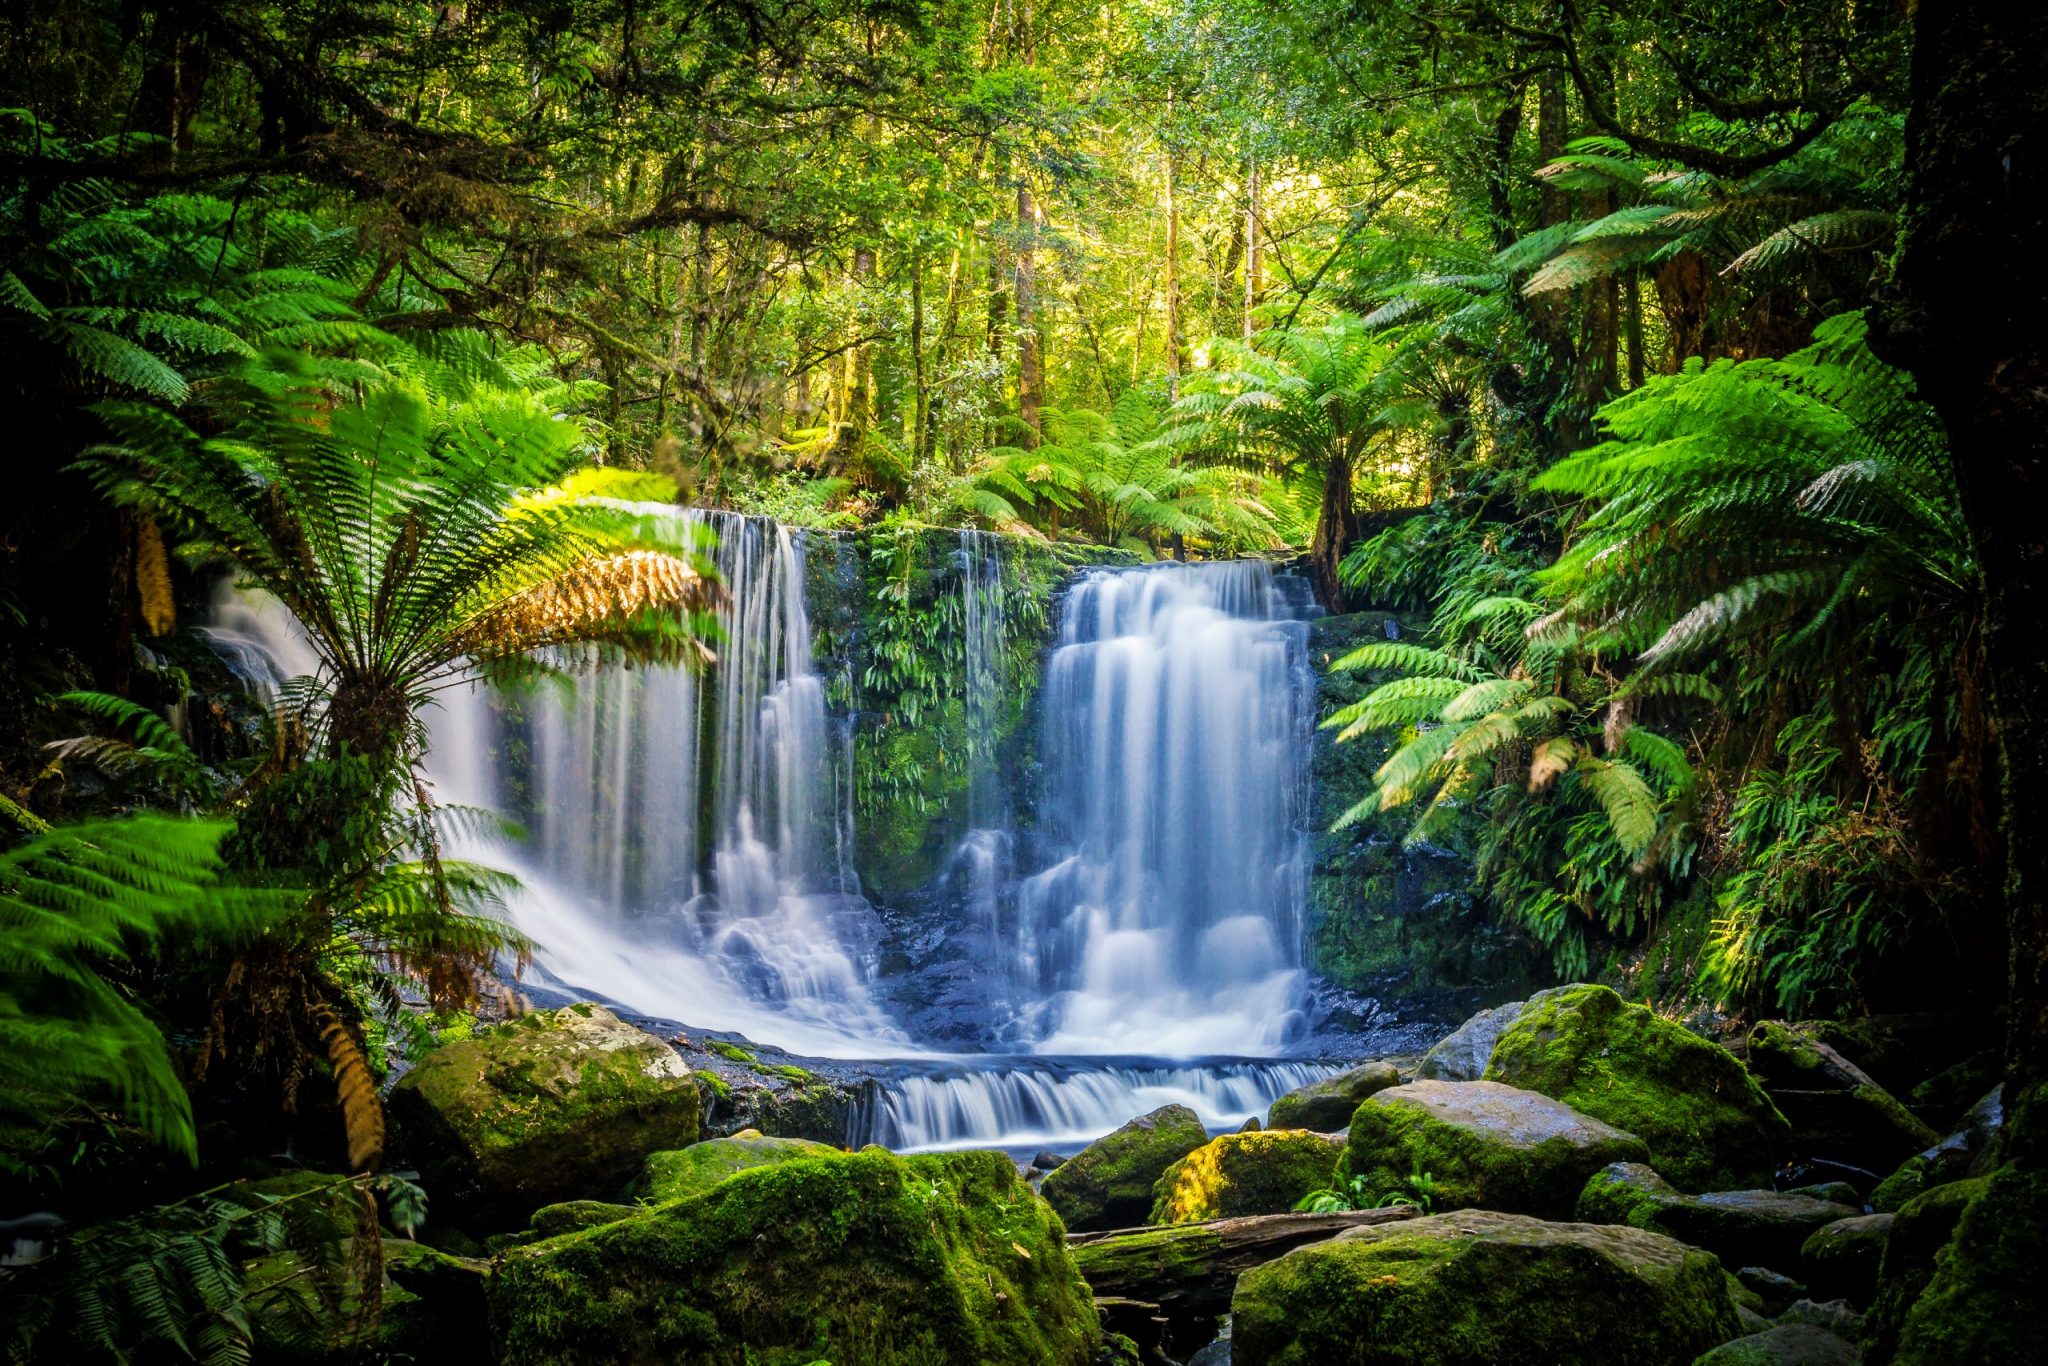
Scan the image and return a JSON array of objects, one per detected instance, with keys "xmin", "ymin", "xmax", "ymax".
[{"xmin": 246, "ymin": 986, "xmax": 2026, "ymax": 1364}]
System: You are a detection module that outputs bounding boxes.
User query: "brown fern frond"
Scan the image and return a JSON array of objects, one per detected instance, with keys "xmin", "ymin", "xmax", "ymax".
[
  {"xmin": 455, "ymin": 550, "xmax": 720, "ymax": 661},
  {"xmin": 135, "ymin": 514, "xmax": 176, "ymax": 636},
  {"xmin": 312, "ymin": 1003, "xmax": 385, "ymax": 1172}
]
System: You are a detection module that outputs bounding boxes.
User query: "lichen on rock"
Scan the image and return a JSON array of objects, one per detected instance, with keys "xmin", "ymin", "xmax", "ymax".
[{"xmin": 1149, "ymin": 1130, "xmax": 1345, "ymax": 1225}]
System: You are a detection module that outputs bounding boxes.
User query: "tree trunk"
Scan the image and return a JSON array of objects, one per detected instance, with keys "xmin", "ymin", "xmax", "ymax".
[
  {"xmin": 1242, "ymin": 154, "xmax": 1260, "ymax": 339},
  {"xmin": 1016, "ymin": 179, "xmax": 1043, "ymax": 446},
  {"xmin": 1866, "ymin": 5, "xmax": 2048, "ymax": 1357},
  {"xmin": 1309, "ymin": 448, "xmax": 1354, "ymax": 614}
]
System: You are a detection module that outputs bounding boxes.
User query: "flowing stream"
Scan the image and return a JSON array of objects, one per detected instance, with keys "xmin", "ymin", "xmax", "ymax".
[{"xmin": 203, "ymin": 512, "xmax": 1346, "ymax": 1147}]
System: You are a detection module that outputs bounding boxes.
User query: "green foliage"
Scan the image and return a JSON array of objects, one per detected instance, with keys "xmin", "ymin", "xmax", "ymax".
[{"xmin": 1294, "ymin": 1169, "xmax": 1437, "ymax": 1214}]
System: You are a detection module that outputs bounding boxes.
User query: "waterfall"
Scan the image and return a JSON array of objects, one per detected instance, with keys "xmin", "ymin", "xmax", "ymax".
[
  {"xmin": 1010, "ymin": 559, "xmax": 1318, "ymax": 1057},
  {"xmin": 428, "ymin": 508, "xmax": 906, "ymax": 1058},
  {"xmin": 867, "ymin": 1059, "xmax": 1338, "ymax": 1152}
]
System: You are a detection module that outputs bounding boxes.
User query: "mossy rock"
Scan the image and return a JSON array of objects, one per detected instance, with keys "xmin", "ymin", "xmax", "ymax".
[
  {"xmin": 1577, "ymin": 1161, "xmax": 1861, "ymax": 1271},
  {"xmin": 1887, "ymin": 1163, "xmax": 2048, "ymax": 1363},
  {"xmin": 1150, "ymin": 1131, "xmax": 1345, "ymax": 1225},
  {"xmin": 248, "ymin": 1237, "xmax": 488, "ymax": 1364},
  {"xmin": 1346, "ymin": 1079, "xmax": 1649, "ymax": 1220},
  {"xmin": 1799, "ymin": 1212, "xmax": 1893, "ymax": 1306},
  {"xmin": 388, "ymin": 1003, "xmax": 700, "ymax": 1229},
  {"xmin": 1040, "ymin": 1104, "xmax": 1208, "ymax": 1232},
  {"xmin": 1416, "ymin": 997, "xmax": 1538, "ymax": 1082},
  {"xmin": 1230, "ymin": 1208, "xmax": 1743, "ymax": 1365},
  {"xmin": 488, "ymin": 1148, "xmax": 1100, "ymax": 1365},
  {"xmin": 1268, "ymin": 1062, "xmax": 1401, "ymax": 1131},
  {"xmin": 1486, "ymin": 984, "xmax": 1789, "ymax": 1190},
  {"xmin": 1745, "ymin": 1021, "xmax": 1942, "ymax": 1179},
  {"xmin": 1690, "ymin": 1323, "xmax": 1861, "ymax": 1365},
  {"xmin": 1865, "ymin": 1176, "xmax": 1988, "ymax": 1361},
  {"xmin": 531, "ymin": 1201, "xmax": 641, "ymax": 1238},
  {"xmin": 629, "ymin": 1132, "xmax": 841, "ymax": 1203}
]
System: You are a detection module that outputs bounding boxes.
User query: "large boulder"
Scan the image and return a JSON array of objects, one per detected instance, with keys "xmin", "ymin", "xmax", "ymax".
[
  {"xmin": 1577, "ymin": 1162, "xmax": 1862, "ymax": 1272},
  {"xmin": 1040, "ymin": 1104, "xmax": 1209, "ymax": 1232},
  {"xmin": 1231, "ymin": 1209, "xmax": 1744, "ymax": 1365},
  {"xmin": 1886, "ymin": 1164, "xmax": 2048, "ymax": 1363},
  {"xmin": 489, "ymin": 1148, "xmax": 1099, "ymax": 1365},
  {"xmin": 1869, "ymin": 1084, "xmax": 2005, "ymax": 1212},
  {"xmin": 1268, "ymin": 1062, "xmax": 1401, "ymax": 1131},
  {"xmin": 628, "ymin": 1130, "xmax": 840, "ymax": 1203},
  {"xmin": 389, "ymin": 1003, "xmax": 700, "ymax": 1228},
  {"xmin": 1865, "ymin": 1176, "xmax": 1986, "ymax": 1362},
  {"xmin": 1487, "ymin": 985, "xmax": 1789, "ymax": 1190},
  {"xmin": 1745, "ymin": 1021, "xmax": 1942, "ymax": 1181},
  {"xmin": 1346, "ymin": 1079, "xmax": 1649, "ymax": 1219},
  {"xmin": 1416, "ymin": 999, "xmax": 1532, "ymax": 1081},
  {"xmin": 1799, "ymin": 1212, "xmax": 1893, "ymax": 1305},
  {"xmin": 1151, "ymin": 1130, "xmax": 1345, "ymax": 1224}
]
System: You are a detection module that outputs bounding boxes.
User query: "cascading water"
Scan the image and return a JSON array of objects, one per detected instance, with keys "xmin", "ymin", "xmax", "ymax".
[
  {"xmin": 1007, "ymin": 560, "xmax": 1318, "ymax": 1056},
  {"xmin": 426, "ymin": 509, "xmax": 906, "ymax": 1057}
]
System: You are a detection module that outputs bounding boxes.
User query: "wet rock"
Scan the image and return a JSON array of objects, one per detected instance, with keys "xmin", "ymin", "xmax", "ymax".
[
  {"xmin": 1884, "ymin": 1165, "xmax": 2048, "ymax": 1363},
  {"xmin": 1487, "ymin": 985, "xmax": 1790, "ymax": 1190},
  {"xmin": 628, "ymin": 1131, "xmax": 841, "ymax": 1204},
  {"xmin": 1864, "ymin": 1176, "xmax": 1986, "ymax": 1361},
  {"xmin": 1267, "ymin": 1061, "xmax": 1401, "ymax": 1131},
  {"xmin": 1746, "ymin": 1022, "xmax": 1941, "ymax": 1182},
  {"xmin": 1800, "ymin": 1213, "xmax": 1894, "ymax": 1305},
  {"xmin": 1231, "ymin": 1209, "xmax": 1743, "ymax": 1365},
  {"xmin": 490, "ymin": 1148, "xmax": 1099, "ymax": 1365},
  {"xmin": 387, "ymin": 1003, "xmax": 700, "ymax": 1229},
  {"xmin": 1346, "ymin": 1079, "xmax": 1649, "ymax": 1219},
  {"xmin": 1780, "ymin": 1299, "xmax": 1864, "ymax": 1337},
  {"xmin": 1151, "ymin": 1131, "xmax": 1346, "ymax": 1224},
  {"xmin": 1736, "ymin": 1266, "xmax": 1810, "ymax": 1316},
  {"xmin": 1416, "ymin": 999, "xmax": 1531, "ymax": 1081},
  {"xmin": 1034, "ymin": 1150, "xmax": 1068, "ymax": 1171},
  {"xmin": 1788, "ymin": 1182, "xmax": 1863, "ymax": 1207},
  {"xmin": 1577, "ymin": 1162, "xmax": 1861, "ymax": 1271},
  {"xmin": 1868, "ymin": 1084, "xmax": 2005, "ymax": 1212},
  {"xmin": 1040, "ymin": 1104, "xmax": 1210, "ymax": 1233},
  {"xmin": 1690, "ymin": 1323, "xmax": 1862, "ymax": 1366}
]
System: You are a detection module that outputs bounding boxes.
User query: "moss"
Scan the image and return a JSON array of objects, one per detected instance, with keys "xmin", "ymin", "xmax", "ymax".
[
  {"xmin": 629, "ymin": 1133, "xmax": 840, "ymax": 1204},
  {"xmin": 1886, "ymin": 1166, "xmax": 2048, "ymax": 1363},
  {"xmin": 705, "ymin": 1040, "xmax": 755, "ymax": 1064},
  {"xmin": 1485, "ymin": 984, "xmax": 1789, "ymax": 1190},
  {"xmin": 1871, "ymin": 1154, "xmax": 1934, "ymax": 1213},
  {"xmin": 1039, "ymin": 1104, "xmax": 1208, "ymax": 1233},
  {"xmin": 488, "ymin": 1148, "xmax": 1100, "ymax": 1366},
  {"xmin": 694, "ymin": 1069, "xmax": 731, "ymax": 1104},
  {"xmin": 1230, "ymin": 1209, "xmax": 1742, "ymax": 1365},
  {"xmin": 1865, "ymin": 1176, "xmax": 1988, "ymax": 1361},
  {"xmin": 1149, "ymin": 1131, "xmax": 1344, "ymax": 1225},
  {"xmin": 387, "ymin": 1003, "xmax": 700, "ymax": 1229},
  {"xmin": 1268, "ymin": 1062, "xmax": 1401, "ymax": 1131},
  {"xmin": 532, "ymin": 1201, "xmax": 641, "ymax": 1238},
  {"xmin": 1576, "ymin": 1161, "xmax": 1862, "ymax": 1270},
  {"xmin": 1346, "ymin": 1080, "xmax": 1649, "ymax": 1220},
  {"xmin": 1800, "ymin": 1212, "xmax": 1894, "ymax": 1305}
]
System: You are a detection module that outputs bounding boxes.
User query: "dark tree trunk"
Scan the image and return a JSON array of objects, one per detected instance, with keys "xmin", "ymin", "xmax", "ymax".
[
  {"xmin": 1309, "ymin": 451, "xmax": 1354, "ymax": 614},
  {"xmin": 1866, "ymin": 6, "xmax": 2048, "ymax": 1358}
]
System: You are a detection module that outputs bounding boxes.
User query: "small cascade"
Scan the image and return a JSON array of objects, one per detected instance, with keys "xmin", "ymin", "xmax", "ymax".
[
  {"xmin": 952, "ymin": 530, "xmax": 1014, "ymax": 946},
  {"xmin": 866, "ymin": 1058, "xmax": 1338, "ymax": 1153},
  {"xmin": 1011, "ymin": 560, "xmax": 1318, "ymax": 1056}
]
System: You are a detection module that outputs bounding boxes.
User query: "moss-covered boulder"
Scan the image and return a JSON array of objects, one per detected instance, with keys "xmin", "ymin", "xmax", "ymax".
[
  {"xmin": 1150, "ymin": 1131, "xmax": 1345, "ymax": 1225},
  {"xmin": 629, "ymin": 1132, "xmax": 840, "ymax": 1204},
  {"xmin": 488, "ymin": 1148, "xmax": 1099, "ymax": 1365},
  {"xmin": 1886, "ymin": 1163, "xmax": 2048, "ymax": 1363},
  {"xmin": 1745, "ymin": 1021, "xmax": 1942, "ymax": 1179},
  {"xmin": 1869, "ymin": 1084, "xmax": 2005, "ymax": 1212},
  {"xmin": 248, "ymin": 1238, "xmax": 488, "ymax": 1364},
  {"xmin": 530, "ymin": 1201, "xmax": 641, "ymax": 1238},
  {"xmin": 1268, "ymin": 1062, "xmax": 1401, "ymax": 1131},
  {"xmin": 1230, "ymin": 1208, "xmax": 1744, "ymax": 1365},
  {"xmin": 1039, "ymin": 1104, "xmax": 1209, "ymax": 1232},
  {"xmin": 1799, "ymin": 1212, "xmax": 1893, "ymax": 1305},
  {"xmin": 388, "ymin": 1003, "xmax": 700, "ymax": 1228},
  {"xmin": 1577, "ymin": 1162, "xmax": 1861, "ymax": 1272},
  {"xmin": 1865, "ymin": 1176, "xmax": 1987, "ymax": 1362},
  {"xmin": 1485, "ymin": 984, "xmax": 1789, "ymax": 1190},
  {"xmin": 1690, "ymin": 1324, "xmax": 1862, "ymax": 1366},
  {"xmin": 1346, "ymin": 1079, "xmax": 1649, "ymax": 1219}
]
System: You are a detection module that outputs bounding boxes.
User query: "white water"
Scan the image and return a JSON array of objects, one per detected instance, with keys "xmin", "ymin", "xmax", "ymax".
[
  {"xmin": 1008, "ymin": 560, "xmax": 1317, "ymax": 1056},
  {"xmin": 867, "ymin": 1059, "xmax": 1338, "ymax": 1152}
]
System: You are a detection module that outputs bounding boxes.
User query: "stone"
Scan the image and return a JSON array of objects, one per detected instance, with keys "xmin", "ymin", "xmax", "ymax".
[
  {"xmin": 1416, "ymin": 999, "xmax": 1530, "ymax": 1081},
  {"xmin": 1230, "ymin": 1209, "xmax": 1743, "ymax": 1365},
  {"xmin": 1689, "ymin": 1324, "xmax": 1861, "ymax": 1366},
  {"xmin": 628, "ymin": 1132, "xmax": 840, "ymax": 1204},
  {"xmin": 528, "ymin": 1200, "xmax": 639, "ymax": 1238},
  {"xmin": 1888, "ymin": 1166, "xmax": 2048, "ymax": 1362},
  {"xmin": 1864, "ymin": 1176, "xmax": 1987, "ymax": 1362},
  {"xmin": 1034, "ymin": 1150, "xmax": 1067, "ymax": 1171},
  {"xmin": 1745, "ymin": 1022, "xmax": 1942, "ymax": 1181},
  {"xmin": 1577, "ymin": 1162, "xmax": 1862, "ymax": 1271},
  {"xmin": 1735, "ymin": 1266, "xmax": 1810, "ymax": 1316},
  {"xmin": 1151, "ymin": 1130, "xmax": 1346, "ymax": 1224},
  {"xmin": 388, "ymin": 1003, "xmax": 700, "ymax": 1228},
  {"xmin": 1346, "ymin": 1079, "xmax": 1649, "ymax": 1219},
  {"xmin": 1869, "ymin": 1084, "xmax": 2006, "ymax": 1212},
  {"xmin": 1487, "ymin": 985, "xmax": 1790, "ymax": 1190},
  {"xmin": 1267, "ymin": 1061, "xmax": 1401, "ymax": 1131},
  {"xmin": 489, "ymin": 1148, "xmax": 1099, "ymax": 1366},
  {"xmin": 1788, "ymin": 1182, "xmax": 1863, "ymax": 1207},
  {"xmin": 1799, "ymin": 1213, "xmax": 1894, "ymax": 1305},
  {"xmin": 1039, "ymin": 1104, "xmax": 1209, "ymax": 1233},
  {"xmin": 1779, "ymin": 1299, "xmax": 1864, "ymax": 1337}
]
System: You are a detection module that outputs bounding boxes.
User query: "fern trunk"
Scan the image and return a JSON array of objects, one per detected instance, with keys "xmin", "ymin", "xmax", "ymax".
[{"xmin": 1310, "ymin": 451, "xmax": 1354, "ymax": 614}]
